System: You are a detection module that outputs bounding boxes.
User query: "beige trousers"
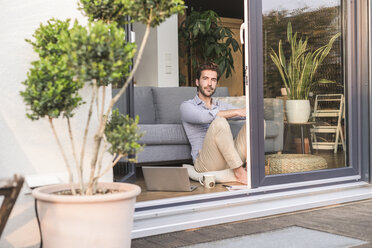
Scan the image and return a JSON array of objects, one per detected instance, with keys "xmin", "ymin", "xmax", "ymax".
[{"xmin": 194, "ymin": 117, "xmax": 247, "ymax": 172}]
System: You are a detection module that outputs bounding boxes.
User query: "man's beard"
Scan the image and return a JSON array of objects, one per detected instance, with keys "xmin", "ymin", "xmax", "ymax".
[{"xmin": 198, "ymin": 84, "xmax": 216, "ymax": 97}]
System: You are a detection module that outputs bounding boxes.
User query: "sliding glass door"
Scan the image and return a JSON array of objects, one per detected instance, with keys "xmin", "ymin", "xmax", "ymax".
[{"xmin": 247, "ymin": 0, "xmax": 368, "ymax": 187}]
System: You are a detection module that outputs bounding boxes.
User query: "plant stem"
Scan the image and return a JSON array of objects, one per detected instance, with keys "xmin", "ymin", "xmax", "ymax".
[
  {"xmin": 96, "ymin": 136, "xmax": 108, "ymax": 175},
  {"xmin": 93, "ymin": 87, "xmax": 107, "ymax": 189},
  {"xmin": 91, "ymin": 154, "xmax": 123, "ymax": 193},
  {"xmin": 95, "ymin": 85, "xmax": 100, "ymax": 121},
  {"xmin": 79, "ymin": 81, "xmax": 97, "ymax": 194},
  {"xmin": 48, "ymin": 117, "xmax": 76, "ymax": 195},
  {"xmin": 86, "ymin": 85, "xmax": 107, "ymax": 194},
  {"xmin": 95, "ymin": 154, "xmax": 123, "ymax": 181},
  {"xmin": 86, "ymin": 21, "xmax": 152, "ymax": 194},
  {"xmin": 94, "ymin": 135, "xmax": 108, "ymax": 190},
  {"xmin": 67, "ymin": 117, "xmax": 84, "ymax": 194},
  {"xmin": 100, "ymin": 86, "xmax": 106, "ymax": 124}
]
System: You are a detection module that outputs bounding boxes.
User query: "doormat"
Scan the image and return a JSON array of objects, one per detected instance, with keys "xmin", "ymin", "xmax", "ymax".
[{"xmin": 181, "ymin": 226, "xmax": 368, "ymax": 248}]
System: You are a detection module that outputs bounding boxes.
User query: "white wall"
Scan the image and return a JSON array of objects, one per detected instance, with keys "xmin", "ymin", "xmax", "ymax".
[
  {"xmin": 133, "ymin": 22, "xmax": 159, "ymax": 87},
  {"xmin": 157, "ymin": 15, "xmax": 179, "ymax": 87},
  {"xmin": 133, "ymin": 14, "xmax": 179, "ymax": 87},
  {"xmin": 0, "ymin": 0, "xmax": 113, "ymax": 183}
]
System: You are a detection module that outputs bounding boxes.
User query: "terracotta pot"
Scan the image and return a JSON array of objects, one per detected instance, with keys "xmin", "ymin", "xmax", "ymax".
[{"xmin": 32, "ymin": 182, "xmax": 141, "ymax": 248}]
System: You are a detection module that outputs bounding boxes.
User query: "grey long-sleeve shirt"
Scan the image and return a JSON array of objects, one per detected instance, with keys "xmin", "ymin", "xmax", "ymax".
[{"xmin": 180, "ymin": 94, "xmax": 241, "ymax": 161}]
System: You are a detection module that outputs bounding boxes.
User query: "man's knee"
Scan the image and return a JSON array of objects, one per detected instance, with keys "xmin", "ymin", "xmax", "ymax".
[{"xmin": 211, "ymin": 117, "xmax": 230, "ymax": 131}]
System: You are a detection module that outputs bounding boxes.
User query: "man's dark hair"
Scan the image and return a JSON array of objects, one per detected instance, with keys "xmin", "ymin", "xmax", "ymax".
[{"xmin": 196, "ymin": 62, "xmax": 220, "ymax": 80}]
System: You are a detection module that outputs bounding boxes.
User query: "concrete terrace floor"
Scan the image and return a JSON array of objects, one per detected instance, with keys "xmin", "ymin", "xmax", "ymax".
[{"xmin": 132, "ymin": 198, "xmax": 372, "ymax": 248}]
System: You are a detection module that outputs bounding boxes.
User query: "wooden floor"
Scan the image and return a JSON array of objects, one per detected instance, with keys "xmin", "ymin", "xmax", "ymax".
[
  {"xmin": 135, "ymin": 169, "xmax": 243, "ymax": 202},
  {"xmin": 135, "ymin": 149, "xmax": 346, "ymax": 202},
  {"xmin": 312, "ymin": 150, "xmax": 346, "ymax": 169}
]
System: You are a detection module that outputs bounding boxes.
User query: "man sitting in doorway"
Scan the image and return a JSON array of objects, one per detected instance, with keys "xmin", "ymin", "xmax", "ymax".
[{"xmin": 180, "ymin": 63, "xmax": 248, "ymax": 184}]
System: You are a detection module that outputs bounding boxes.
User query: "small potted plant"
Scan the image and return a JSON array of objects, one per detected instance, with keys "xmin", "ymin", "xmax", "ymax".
[
  {"xmin": 20, "ymin": 0, "xmax": 184, "ymax": 247},
  {"xmin": 270, "ymin": 22, "xmax": 340, "ymax": 123}
]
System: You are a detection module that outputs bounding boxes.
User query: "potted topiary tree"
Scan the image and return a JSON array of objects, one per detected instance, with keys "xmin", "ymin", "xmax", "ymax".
[
  {"xmin": 20, "ymin": 1, "xmax": 184, "ymax": 247},
  {"xmin": 270, "ymin": 22, "xmax": 340, "ymax": 123}
]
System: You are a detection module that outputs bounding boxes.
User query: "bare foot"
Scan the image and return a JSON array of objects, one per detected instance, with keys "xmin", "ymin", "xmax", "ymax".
[{"xmin": 233, "ymin": 166, "xmax": 247, "ymax": 185}]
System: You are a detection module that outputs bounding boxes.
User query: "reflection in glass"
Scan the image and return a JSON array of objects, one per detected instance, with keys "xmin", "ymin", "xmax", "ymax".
[{"xmin": 262, "ymin": 0, "xmax": 348, "ymax": 175}]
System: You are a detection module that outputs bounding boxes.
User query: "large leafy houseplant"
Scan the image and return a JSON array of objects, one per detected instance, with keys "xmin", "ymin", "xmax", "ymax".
[
  {"xmin": 270, "ymin": 22, "xmax": 340, "ymax": 100},
  {"xmin": 179, "ymin": 10, "xmax": 240, "ymax": 85},
  {"xmin": 21, "ymin": 0, "xmax": 184, "ymax": 195}
]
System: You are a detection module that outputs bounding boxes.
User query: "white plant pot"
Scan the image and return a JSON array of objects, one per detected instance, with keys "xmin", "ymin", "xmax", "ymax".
[
  {"xmin": 286, "ymin": 100, "xmax": 311, "ymax": 123},
  {"xmin": 32, "ymin": 182, "xmax": 141, "ymax": 248}
]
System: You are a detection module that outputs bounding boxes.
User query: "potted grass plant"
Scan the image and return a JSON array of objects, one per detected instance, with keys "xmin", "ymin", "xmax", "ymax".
[
  {"xmin": 20, "ymin": 0, "xmax": 184, "ymax": 247},
  {"xmin": 270, "ymin": 22, "xmax": 340, "ymax": 123}
]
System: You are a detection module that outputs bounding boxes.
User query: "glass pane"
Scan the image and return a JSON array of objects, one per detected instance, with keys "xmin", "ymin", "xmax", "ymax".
[
  {"xmin": 113, "ymin": 2, "xmax": 247, "ymax": 202},
  {"xmin": 262, "ymin": 0, "xmax": 348, "ymax": 175}
]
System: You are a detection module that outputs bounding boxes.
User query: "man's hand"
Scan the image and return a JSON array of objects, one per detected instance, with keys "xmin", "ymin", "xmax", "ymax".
[
  {"xmin": 233, "ymin": 166, "xmax": 247, "ymax": 185},
  {"xmin": 217, "ymin": 108, "xmax": 246, "ymax": 119},
  {"xmin": 234, "ymin": 108, "xmax": 246, "ymax": 117}
]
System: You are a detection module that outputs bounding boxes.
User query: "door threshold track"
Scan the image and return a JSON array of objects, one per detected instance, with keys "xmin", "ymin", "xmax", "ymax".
[{"xmin": 132, "ymin": 182, "xmax": 372, "ymax": 238}]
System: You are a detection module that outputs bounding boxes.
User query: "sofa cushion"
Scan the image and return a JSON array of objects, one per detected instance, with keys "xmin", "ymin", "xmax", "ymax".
[
  {"xmin": 213, "ymin": 87, "xmax": 230, "ymax": 97},
  {"xmin": 152, "ymin": 87, "xmax": 230, "ymax": 124},
  {"xmin": 152, "ymin": 87, "xmax": 196, "ymax": 124},
  {"xmin": 134, "ymin": 87, "xmax": 156, "ymax": 124},
  {"xmin": 136, "ymin": 145, "xmax": 192, "ymax": 163},
  {"xmin": 138, "ymin": 124, "xmax": 189, "ymax": 145}
]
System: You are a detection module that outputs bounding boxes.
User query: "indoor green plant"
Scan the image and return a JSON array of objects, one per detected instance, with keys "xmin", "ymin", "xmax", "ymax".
[
  {"xmin": 21, "ymin": 0, "xmax": 184, "ymax": 247},
  {"xmin": 270, "ymin": 22, "xmax": 340, "ymax": 123},
  {"xmin": 178, "ymin": 9, "xmax": 240, "ymax": 86}
]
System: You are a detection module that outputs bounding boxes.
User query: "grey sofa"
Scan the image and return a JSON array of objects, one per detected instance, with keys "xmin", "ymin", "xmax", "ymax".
[
  {"xmin": 114, "ymin": 86, "xmax": 283, "ymax": 165},
  {"xmin": 263, "ymin": 98, "xmax": 284, "ymax": 153}
]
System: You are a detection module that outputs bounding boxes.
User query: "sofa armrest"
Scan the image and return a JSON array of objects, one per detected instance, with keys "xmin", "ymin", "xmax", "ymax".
[{"xmin": 264, "ymin": 98, "xmax": 284, "ymax": 152}]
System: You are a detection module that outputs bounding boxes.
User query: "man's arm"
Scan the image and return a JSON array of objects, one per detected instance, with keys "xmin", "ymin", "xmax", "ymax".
[
  {"xmin": 217, "ymin": 108, "xmax": 246, "ymax": 119},
  {"xmin": 180, "ymin": 102, "xmax": 218, "ymax": 124}
]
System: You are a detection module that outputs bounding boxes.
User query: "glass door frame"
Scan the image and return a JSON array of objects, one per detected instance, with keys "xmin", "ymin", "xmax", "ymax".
[
  {"xmin": 130, "ymin": 0, "xmax": 370, "ymax": 214},
  {"xmin": 247, "ymin": 0, "xmax": 370, "ymax": 187}
]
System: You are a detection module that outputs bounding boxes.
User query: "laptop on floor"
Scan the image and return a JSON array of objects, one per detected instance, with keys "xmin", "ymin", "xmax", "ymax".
[{"xmin": 142, "ymin": 166, "xmax": 197, "ymax": 192}]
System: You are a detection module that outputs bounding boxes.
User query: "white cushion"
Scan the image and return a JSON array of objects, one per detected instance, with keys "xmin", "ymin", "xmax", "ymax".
[
  {"xmin": 215, "ymin": 96, "xmax": 266, "ymax": 139},
  {"xmin": 183, "ymin": 164, "xmax": 237, "ymax": 183},
  {"xmin": 214, "ymin": 96, "xmax": 246, "ymax": 108}
]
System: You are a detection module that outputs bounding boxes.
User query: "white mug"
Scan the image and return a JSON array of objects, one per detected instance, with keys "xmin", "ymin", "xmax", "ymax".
[{"xmin": 199, "ymin": 174, "xmax": 216, "ymax": 189}]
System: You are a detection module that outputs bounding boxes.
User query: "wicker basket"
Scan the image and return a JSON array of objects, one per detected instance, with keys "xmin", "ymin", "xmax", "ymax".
[{"xmin": 265, "ymin": 154, "xmax": 328, "ymax": 175}]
